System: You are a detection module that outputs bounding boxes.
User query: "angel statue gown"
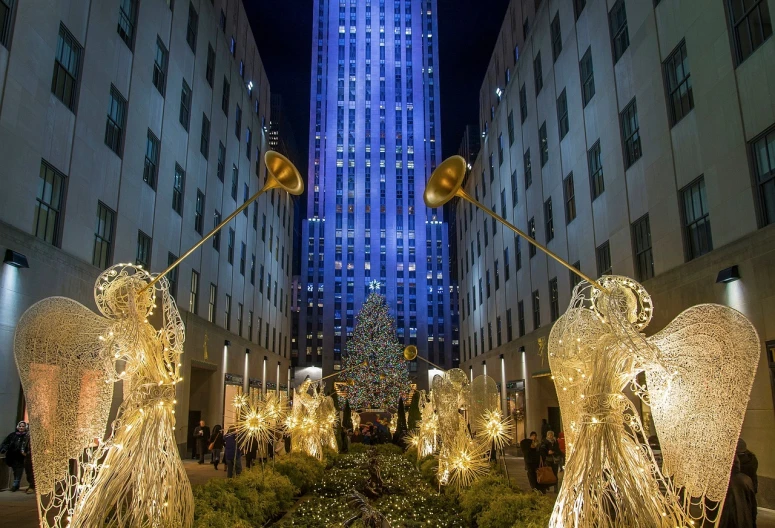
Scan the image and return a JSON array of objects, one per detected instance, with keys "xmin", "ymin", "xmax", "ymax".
[
  {"xmin": 547, "ymin": 276, "xmax": 758, "ymax": 528},
  {"xmin": 14, "ymin": 264, "xmax": 193, "ymax": 528}
]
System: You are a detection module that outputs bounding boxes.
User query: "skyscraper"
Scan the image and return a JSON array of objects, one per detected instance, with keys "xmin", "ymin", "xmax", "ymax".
[{"xmin": 297, "ymin": 0, "xmax": 451, "ymax": 388}]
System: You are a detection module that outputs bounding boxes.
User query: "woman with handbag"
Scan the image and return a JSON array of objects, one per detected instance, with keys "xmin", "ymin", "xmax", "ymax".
[
  {"xmin": 208, "ymin": 425, "xmax": 224, "ymax": 470},
  {"xmin": 540, "ymin": 430, "xmax": 563, "ymax": 492}
]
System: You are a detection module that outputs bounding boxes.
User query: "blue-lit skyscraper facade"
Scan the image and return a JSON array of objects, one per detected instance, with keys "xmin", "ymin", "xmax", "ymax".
[{"xmin": 297, "ymin": 0, "xmax": 451, "ymax": 387}]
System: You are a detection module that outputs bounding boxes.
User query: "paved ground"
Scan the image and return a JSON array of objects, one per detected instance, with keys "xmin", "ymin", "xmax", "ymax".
[{"xmin": 2, "ymin": 455, "xmax": 774, "ymax": 527}]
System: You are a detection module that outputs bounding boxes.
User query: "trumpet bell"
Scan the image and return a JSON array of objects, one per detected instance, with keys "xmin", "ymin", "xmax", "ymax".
[
  {"xmin": 424, "ymin": 155, "xmax": 467, "ymax": 208},
  {"xmin": 403, "ymin": 345, "xmax": 418, "ymax": 361},
  {"xmin": 264, "ymin": 151, "xmax": 304, "ymax": 196}
]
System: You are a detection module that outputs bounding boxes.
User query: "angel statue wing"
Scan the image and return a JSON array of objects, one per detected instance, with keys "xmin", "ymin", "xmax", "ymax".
[
  {"xmin": 646, "ymin": 304, "xmax": 759, "ymax": 508},
  {"xmin": 13, "ymin": 296, "xmax": 114, "ymax": 496}
]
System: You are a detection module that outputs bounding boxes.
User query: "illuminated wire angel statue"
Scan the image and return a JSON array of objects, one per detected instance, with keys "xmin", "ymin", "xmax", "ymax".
[
  {"xmin": 548, "ymin": 276, "xmax": 759, "ymax": 528},
  {"xmin": 14, "ymin": 264, "xmax": 192, "ymax": 527},
  {"xmin": 286, "ymin": 378, "xmax": 337, "ymax": 459}
]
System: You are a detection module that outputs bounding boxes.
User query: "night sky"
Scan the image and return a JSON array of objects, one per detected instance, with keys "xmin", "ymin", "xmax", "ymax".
[{"xmin": 245, "ymin": 0, "xmax": 511, "ymax": 172}]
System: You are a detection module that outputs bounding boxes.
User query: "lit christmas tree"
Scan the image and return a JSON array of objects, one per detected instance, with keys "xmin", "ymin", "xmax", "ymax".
[{"xmin": 341, "ymin": 286, "xmax": 411, "ymax": 410}]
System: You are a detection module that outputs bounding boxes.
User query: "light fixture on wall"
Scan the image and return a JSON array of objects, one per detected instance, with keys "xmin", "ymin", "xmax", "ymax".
[
  {"xmin": 224, "ymin": 340, "xmax": 231, "ymax": 347},
  {"xmin": 716, "ymin": 265, "xmax": 740, "ymax": 283},
  {"xmin": 4, "ymin": 249, "xmax": 29, "ymax": 268},
  {"xmin": 245, "ymin": 348, "xmax": 250, "ymax": 354}
]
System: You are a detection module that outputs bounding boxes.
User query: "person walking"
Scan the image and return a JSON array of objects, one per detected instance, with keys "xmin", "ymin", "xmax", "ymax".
[
  {"xmin": 519, "ymin": 431, "xmax": 542, "ymax": 492},
  {"xmin": 209, "ymin": 425, "xmax": 224, "ymax": 470},
  {"xmin": 737, "ymin": 438, "xmax": 759, "ymax": 495},
  {"xmin": 1, "ymin": 421, "xmax": 31, "ymax": 492},
  {"xmin": 719, "ymin": 455, "xmax": 757, "ymax": 528},
  {"xmin": 193, "ymin": 420, "xmax": 210, "ymax": 465},
  {"xmin": 540, "ymin": 430, "xmax": 562, "ymax": 492},
  {"xmin": 223, "ymin": 425, "xmax": 242, "ymax": 478},
  {"xmin": 244, "ymin": 436, "xmax": 258, "ymax": 469}
]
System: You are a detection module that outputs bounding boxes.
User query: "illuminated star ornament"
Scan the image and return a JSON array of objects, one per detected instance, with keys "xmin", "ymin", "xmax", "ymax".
[{"xmin": 369, "ymin": 279, "xmax": 382, "ymax": 292}]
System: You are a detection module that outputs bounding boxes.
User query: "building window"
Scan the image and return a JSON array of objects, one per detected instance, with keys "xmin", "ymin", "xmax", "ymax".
[
  {"xmin": 186, "ymin": 2, "xmax": 198, "ymax": 53},
  {"xmin": 753, "ymin": 126, "xmax": 775, "ymax": 225},
  {"xmin": 105, "ymin": 85, "xmax": 126, "ymax": 157},
  {"xmin": 488, "ymin": 323, "xmax": 493, "ymax": 350},
  {"xmin": 557, "ymin": 90, "xmax": 569, "ymax": 139},
  {"xmin": 171, "ymin": 164, "xmax": 185, "ymax": 214},
  {"xmin": 533, "ymin": 52, "xmax": 543, "ymax": 95},
  {"xmin": 570, "ymin": 261, "xmax": 582, "ymax": 292},
  {"xmin": 511, "ymin": 169, "xmax": 518, "ymax": 206},
  {"xmin": 248, "ymin": 310, "xmax": 253, "ymax": 341},
  {"xmin": 200, "ymin": 114, "xmax": 210, "ymax": 159},
  {"xmin": 240, "ymin": 242, "xmax": 246, "ymax": 275},
  {"xmin": 179, "ymin": 80, "xmax": 191, "ymax": 131},
  {"xmin": 727, "ymin": 0, "xmax": 772, "ymax": 64},
  {"xmin": 117, "ymin": 0, "xmax": 137, "ymax": 50},
  {"xmin": 52, "ymin": 25, "xmax": 81, "ymax": 111},
  {"xmin": 544, "ymin": 198, "xmax": 554, "ymax": 242},
  {"xmin": 208, "ymin": 284, "xmax": 217, "ymax": 322},
  {"xmin": 549, "ymin": 278, "xmax": 559, "ymax": 322},
  {"xmin": 580, "ymin": 47, "xmax": 595, "ymax": 107},
  {"xmin": 194, "ymin": 190, "xmax": 204, "ymax": 235},
  {"xmin": 507, "ymin": 111, "xmax": 515, "ymax": 145},
  {"xmin": 632, "ymin": 214, "xmax": 654, "ymax": 281},
  {"xmin": 518, "ymin": 300, "xmax": 525, "ymax": 336},
  {"xmin": 142, "ymin": 130, "xmax": 159, "ymax": 190},
  {"xmin": 222, "ymin": 77, "xmax": 230, "ymax": 116},
  {"xmin": 587, "ymin": 140, "xmax": 604, "ymax": 200},
  {"xmin": 213, "ymin": 210, "xmax": 221, "ymax": 251},
  {"xmin": 237, "ymin": 303, "xmax": 243, "ymax": 336},
  {"xmin": 620, "ymin": 98, "xmax": 641, "ymax": 168},
  {"xmin": 564, "ymin": 172, "xmax": 576, "ymax": 224},
  {"xmin": 231, "ymin": 165, "xmax": 238, "ymax": 200},
  {"xmin": 497, "ymin": 317, "xmax": 502, "ymax": 347},
  {"xmin": 574, "ymin": 0, "xmax": 586, "ymax": 20},
  {"xmin": 596, "ymin": 241, "xmax": 611, "ymax": 275},
  {"xmin": 34, "ymin": 160, "xmax": 66, "ymax": 246},
  {"xmin": 539, "ymin": 122, "xmax": 548, "ymax": 166},
  {"xmin": 532, "ymin": 290, "xmax": 541, "ymax": 329},
  {"xmin": 220, "ymin": 9, "xmax": 226, "ymax": 32},
  {"xmin": 609, "ymin": 0, "xmax": 629, "ymax": 63},
  {"xmin": 498, "ymin": 133, "xmax": 504, "ymax": 165},
  {"xmin": 681, "ymin": 177, "xmax": 713, "ymax": 259},
  {"xmin": 551, "ymin": 13, "xmax": 562, "ymax": 62},
  {"xmin": 664, "ymin": 40, "xmax": 694, "ymax": 126},
  {"xmin": 205, "ymin": 44, "xmax": 215, "ymax": 87},
  {"xmin": 152, "ymin": 37, "xmax": 168, "ymax": 96},
  {"xmin": 93, "ymin": 202, "xmax": 115, "ymax": 269},
  {"xmin": 189, "ymin": 270, "xmax": 199, "ymax": 314},
  {"xmin": 486, "ymin": 270, "xmax": 491, "ymax": 298},
  {"xmin": 506, "ymin": 308, "xmax": 513, "ymax": 341},
  {"xmin": 217, "ymin": 142, "xmax": 225, "ymax": 182},
  {"xmin": 528, "ymin": 217, "xmax": 536, "ymax": 257},
  {"xmin": 250, "ymin": 254, "xmax": 255, "ymax": 284},
  {"xmin": 136, "ymin": 230, "xmax": 151, "ymax": 268},
  {"xmin": 524, "ymin": 149, "xmax": 532, "ymax": 189},
  {"xmin": 235, "ymin": 104, "xmax": 242, "ymax": 140},
  {"xmin": 515, "ymin": 235, "xmax": 522, "ymax": 270},
  {"xmin": 227, "ymin": 228, "xmax": 235, "ymax": 264},
  {"xmin": 168, "ymin": 253, "xmax": 178, "ymax": 298},
  {"xmin": 0, "ymin": 0, "xmax": 15, "ymax": 48},
  {"xmin": 520, "ymin": 84, "xmax": 528, "ymax": 123},
  {"xmin": 224, "ymin": 294, "xmax": 231, "ymax": 330}
]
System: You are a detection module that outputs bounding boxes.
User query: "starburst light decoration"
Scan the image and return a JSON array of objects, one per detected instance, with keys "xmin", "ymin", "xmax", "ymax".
[
  {"xmin": 437, "ymin": 424, "xmax": 490, "ymax": 490},
  {"xmin": 232, "ymin": 388, "xmax": 288, "ymax": 457},
  {"xmin": 548, "ymin": 276, "xmax": 759, "ymax": 528},
  {"xmin": 475, "ymin": 409, "xmax": 515, "ymax": 453},
  {"xmin": 14, "ymin": 264, "xmax": 192, "ymax": 527}
]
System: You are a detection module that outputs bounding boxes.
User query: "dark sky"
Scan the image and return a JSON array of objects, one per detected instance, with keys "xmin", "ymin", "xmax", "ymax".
[{"xmin": 245, "ymin": 0, "xmax": 510, "ymax": 168}]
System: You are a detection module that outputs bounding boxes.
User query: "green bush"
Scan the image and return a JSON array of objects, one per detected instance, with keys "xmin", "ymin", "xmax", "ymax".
[
  {"xmin": 313, "ymin": 466, "xmax": 367, "ymax": 497},
  {"xmin": 418, "ymin": 456, "xmax": 439, "ymax": 487},
  {"xmin": 481, "ymin": 492, "xmax": 554, "ymax": 528},
  {"xmin": 348, "ymin": 442, "xmax": 369, "ymax": 454},
  {"xmin": 403, "ymin": 445, "xmax": 418, "ymax": 463},
  {"xmin": 193, "ymin": 467, "xmax": 298, "ymax": 527},
  {"xmin": 374, "ymin": 443, "xmax": 403, "ymax": 456},
  {"xmin": 458, "ymin": 475, "xmax": 518, "ymax": 525},
  {"xmin": 321, "ymin": 446, "xmax": 339, "ymax": 468},
  {"xmin": 273, "ymin": 452, "xmax": 326, "ymax": 494}
]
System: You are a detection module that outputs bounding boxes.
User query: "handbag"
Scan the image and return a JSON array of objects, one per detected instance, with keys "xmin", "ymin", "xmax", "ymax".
[
  {"xmin": 536, "ymin": 461, "xmax": 557, "ymax": 485},
  {"xmin": 208, "ymin": 442, "xmax": 215, "ymax": 451}
]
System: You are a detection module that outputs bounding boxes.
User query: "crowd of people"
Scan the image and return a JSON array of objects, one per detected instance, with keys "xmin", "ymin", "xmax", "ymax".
[
  {"xmin": 347, "ymin": 418, "xmax": 393, "ymax": 446},
  {"xmin": 519, "ymin": 420, "xmax": 565, "ymax": 494}
]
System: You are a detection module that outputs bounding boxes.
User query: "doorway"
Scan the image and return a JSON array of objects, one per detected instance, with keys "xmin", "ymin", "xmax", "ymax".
[
  {"xmin": 548, "ymin": 406, "xmax": 562, "ymax": 435},
  {"xmin": 186, "ymin": 410, "xmax": 201, "ymax": 459}
]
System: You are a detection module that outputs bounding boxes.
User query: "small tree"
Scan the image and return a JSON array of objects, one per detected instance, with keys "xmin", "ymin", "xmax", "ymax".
[
  {"xmin": 342, "ymin": 399, "xmax": 353, "ymax": 431},
  {"xmin": 393, "ymin": 397, "xmax": 408, "ymax": 446},
  {"xmin": 407, "ymin": 391, "xmax": 421, "ymax": 431}
]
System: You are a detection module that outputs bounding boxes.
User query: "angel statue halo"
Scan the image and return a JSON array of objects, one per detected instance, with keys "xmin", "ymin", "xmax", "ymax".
[
  {"xmin": 548, "ymin": 275, "xmax": 759, "ymax": 528},
  {"xmin": 14, "ymin": 263, "xmax": 193, "ymax": 528}
]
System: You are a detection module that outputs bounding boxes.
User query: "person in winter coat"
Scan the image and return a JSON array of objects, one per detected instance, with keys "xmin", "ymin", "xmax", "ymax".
[
  {"xmin": 519, "ymin": 431, "xmax": 542, "ymax": 492},
  {"xmin": 193, "ymin": 420, "xmax": 210, "ymax": 464},
  {"xmin": 737, "ymin": 438, "xmax": 759, "ymax": 495},
  {"xmin": 719, "ymin": 455, "xmax": 757, "ymax": 528},
  {"xmin": 223, "ymin": 425, "xmax": 242, "ymax": 478},
  {"xmin": 244, "ymin": 436, "xmax": 259, "ymax": 469},
  {"xmin": 540, "ymin": 430, "xmax": 563, "ymax": 492},
  {"xmin": 209, "ymin": 425, "xmax": 224, "ymax": 470},
  {"xmin": 1, "ymin": 422, "xmax": 31, "ymax": 492}
]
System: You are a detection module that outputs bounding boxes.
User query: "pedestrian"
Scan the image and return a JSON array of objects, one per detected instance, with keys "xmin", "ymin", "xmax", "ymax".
[
  {"xmin": 557, "ymin": 431, "xmax": 566, "ymax": 471},
  {"xmin": 1, "ymin": 421, "xmax": 31, "ymax": 492},
  {"xmin": 737, "ymin": 438, "xmax": 759, "ymax": 495},
  {"xmin": 223, "ymin": 425, "xmax": 243, "ymax": 478},
  {"xmin": 540, "ymin": 430, "xmax": 562, "ymax": 492},
  {"xmin": 193, "ymin": 420, "xmax": 210, "ymax": 465},
  {"xmin": 208, "ymin": 425, "xmax": 224, "ymax": 470},
  {"xmin": 352, "ymin": 428, "xmax": 364, "ymax": 444},
  {"xmin": 719, "ymin": 455, "xmax": 757, "ymax": 528},
  {"xmin": 519, "ymin": 431, "xmax": 542, "ymax": 492},
  {"xmin": 244, "ymin": 436, "xmax": 258, "ymax": 469},
  {"xmin": 540, "ymin": 419, "xmax": 550, "ymax": 440}
]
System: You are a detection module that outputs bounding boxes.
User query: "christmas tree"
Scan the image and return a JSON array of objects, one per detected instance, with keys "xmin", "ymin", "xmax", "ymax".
[{"xmin": 341, "ymin": 291, "xmax": 411, "ymax": 410}]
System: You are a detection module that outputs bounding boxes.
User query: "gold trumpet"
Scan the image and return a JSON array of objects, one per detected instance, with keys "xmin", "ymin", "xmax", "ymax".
[
  {"xmin": 403, "ymin": 344, "xmax": 446, "ymax": 372},
  {"xmin": 142, "ymin": 151, "xmax": 304, "ymax": 293},
  {"xmin": 424, "ymin": 155, "xmax": 606, "ymax": 293}
]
